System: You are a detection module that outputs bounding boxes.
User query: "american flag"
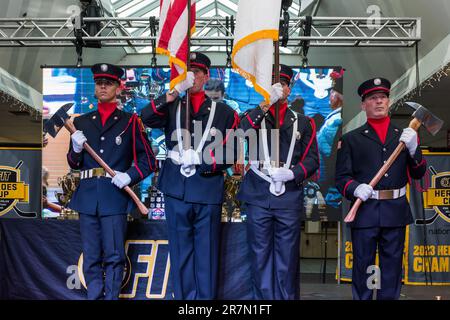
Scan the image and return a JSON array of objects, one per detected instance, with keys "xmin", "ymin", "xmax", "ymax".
[{"xmin": 156, "ymin": 0, "xmax": 196, "ymax": 90}]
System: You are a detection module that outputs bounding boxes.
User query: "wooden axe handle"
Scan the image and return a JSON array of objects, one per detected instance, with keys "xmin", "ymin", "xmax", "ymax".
[
  {"xmin": 46, "ymin": 201, "xmax": 62, "ymax": 213},
  {"xmin": 344, "ymin": 118, "xmax": 421, "ymax": 223},
  {"xmin": 64, "ymin": 119, "xmax": 149, "ymax": 216}
]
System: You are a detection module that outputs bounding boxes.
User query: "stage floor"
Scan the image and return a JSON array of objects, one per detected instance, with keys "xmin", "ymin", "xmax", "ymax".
[
  {"xmin": 300, "ymin": 282, "xmax": 449, "ymax": 300},
  {"xmin": 300, "ymin": 259, "xmax": 449, "ymax": 300}
]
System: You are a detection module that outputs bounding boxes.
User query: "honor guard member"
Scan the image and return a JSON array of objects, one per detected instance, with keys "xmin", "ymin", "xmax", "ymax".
[
  {"xmin": 67, "ymin": 63, "xmax": 156, "ymax": 300},
  {"xmin": 237, "ymin": 64, "xmax": 320, "ymax": 300},
  {"xmin": 335, "ymin": 78, "xmax": 426, "ymax": 300},
  {"xmin": 141, "ymin": 52, "xmax": 239, "ymax": 299}
]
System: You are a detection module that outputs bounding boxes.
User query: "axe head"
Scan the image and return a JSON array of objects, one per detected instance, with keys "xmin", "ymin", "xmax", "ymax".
[
  {"xmin": 405, "ymin": 102, "xmax": 444, "ymax": 136},
  {"xmin": 43, "ymin": 103, "xmax": 73, "ymax": 138}
]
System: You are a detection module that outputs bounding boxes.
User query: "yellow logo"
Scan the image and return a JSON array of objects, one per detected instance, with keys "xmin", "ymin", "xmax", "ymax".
[
  {"xmin": 0, "ymin": 162, "xmax": 30, "ymax": 217},
  {"xmin": 424, "ymin": 171, "xmax": 450, "ymax": 223}
]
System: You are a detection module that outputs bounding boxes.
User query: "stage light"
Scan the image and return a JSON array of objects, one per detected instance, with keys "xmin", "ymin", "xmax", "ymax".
[{"xmin": 81, "ymin": 0, "xmax": 102, "ymax": 48}]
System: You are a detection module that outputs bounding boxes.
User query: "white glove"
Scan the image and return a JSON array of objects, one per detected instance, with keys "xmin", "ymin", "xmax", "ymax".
[
  {"xmin": 267, "ymin": 167, "xmax": 295, "ymax": 197},
  {"xmin": 71, "ymin": 130, "xmax": 87, "ymax": 153},
  {"xmin": 174, "ymin": 71, "xmax": 195, "ymax": 94},
  {"xmin": 269, "ymin": 167, "xmax": 295, "ymax": 183},
  {"xmin": 111, "ymin": 171, "xmax": 131, "ymax": 189},
  {"xmin": 269, "ymin": 83, "xmax": 284, "ymax": 105},
  {"xmin": 180, "ymin": 148, "xmax": 201, "ymax": 168},
  {"xmin": 399, "ymin": 128, "xmax": 418, "ymax": 157},
  {"xmin": 353, "ymin": 183, "xmax": 374, "ymax": 202}
]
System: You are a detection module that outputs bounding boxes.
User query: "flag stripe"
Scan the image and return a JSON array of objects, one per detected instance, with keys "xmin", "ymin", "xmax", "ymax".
[{"xmin": 156, "ymin": 0, "xmax": 196, "ymax": 90}]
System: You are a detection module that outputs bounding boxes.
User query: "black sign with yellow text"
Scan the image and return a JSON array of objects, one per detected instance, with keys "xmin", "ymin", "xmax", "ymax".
[{"xmin": 0, "ymin": 148, "xmax": 40, "ymax": 218}]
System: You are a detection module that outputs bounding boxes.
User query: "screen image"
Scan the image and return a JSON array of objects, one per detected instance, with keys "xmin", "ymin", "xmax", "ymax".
[{"xmin": 43, "ymin": 66, "xmax": 344, "ymax": 221}]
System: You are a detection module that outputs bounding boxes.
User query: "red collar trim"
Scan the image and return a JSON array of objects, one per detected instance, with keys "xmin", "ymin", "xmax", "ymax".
[
  {"xmin": 98, "ymin": 102, "xmax": 117, "ymax": 126},
  {"xmin": 189, "ymin": 91, "xmax": 206, "ymax": 114},
  {"xmin": 269, "ymin": 102, "xmax": 288, "ymax": 127},
  {"xmin": 367, "ymin": 116, "xmax": 390, "ymax": 144}
]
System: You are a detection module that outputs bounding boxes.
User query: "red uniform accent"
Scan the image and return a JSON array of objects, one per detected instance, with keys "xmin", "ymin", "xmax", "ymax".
[
  {"xmin": 131, "ymin": 115, "xmax": 144, "ymax": 179},
  {"xmin": 209, "ymin": 149, "xmax": 217, "ymax": 172},
  {"xmin": 98, "ymin": 102, "xmax": 117, "ymax": 126},
  {"xmin": 137, "ymin": 118, "xmax": 157, "ymax": 172},
  {"xmin": 151, "ymin": 100, "xmax": 165, "ymax": 116},
  {"xmin": 121, "ymin": 114, "xmax": 156, "ymax": 175},
  {"xmin": 190, "ymin": 62, "xmax": 208, "ymax": 71},
  {"xmin": 94, "ymin": 73, "xmax": 119, "ymax": 81},
  {"xmin": 367, "ymin": 116, "xmax": 390, "ymax": 144},
  {"xmin": 210, "ymin": 111, "xmax": 240, "ymax": 172},
  {"xmin": 343, "ymin": 179, "xmax": 354, "ymax": 197},
  {"xmin": 279, "ymin": 73, "xmax": 291, "ymax": 81},
  {"xmin": 189, "ymin": 91, "xmax": 206, "ymax": 114},
  {"xmin": 269, "ymin": 102, "xmax": 288, "ymax": 127},
  {"xmin": 246, "ymin": 114, "xmax": 259, "ymax": 129},
  {"xmin": 362, "ymin": 86, "xmax": 390, "ymax": 97},
  {"xmin": 67, "ymin": 151, "xmax": 79, "ymax": 166},
  {"xmin": 222, "ymin": 111, "xmax": 240, "ymax": 145},
  {"xmin": 299, "ymin": 163, "xmax": 307, "ymax": 179}
]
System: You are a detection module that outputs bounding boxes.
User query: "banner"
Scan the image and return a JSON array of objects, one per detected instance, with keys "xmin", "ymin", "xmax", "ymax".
[
  {"xmin": 338, "ymin": 152, "xmax": 450, "ymax": 285},
  {"xmin": 0, "ymin": 220, "xmax": 253, "ymax": 299},
  {"xmin": 0, "ymin": 147, "xmax": 40, "ymax": 219},
  {"xmin": 405, "ymin": 151, "xmax": 450, "ymax": 285}
]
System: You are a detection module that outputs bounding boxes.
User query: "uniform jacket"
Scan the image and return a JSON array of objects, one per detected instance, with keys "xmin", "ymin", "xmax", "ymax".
[
  {"xmin": 237, "ymin": 106, "xmax": 320, "ymax": 210},
  {"xmin": 141, "ymin": 94, "xmax": 239, "ymax": 205},
  {"xmin": 335, "ymin": 121, "xmax": 426, "ymax": 228},
  {"xmin": 67, "ymin": 108, "xmax": 156, "ymax": 215}
]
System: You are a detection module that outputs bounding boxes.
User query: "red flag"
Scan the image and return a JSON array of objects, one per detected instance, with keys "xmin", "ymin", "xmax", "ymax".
[{"xmin": 156, "ymin": 0, "xmax": 196, "ymax": 90}]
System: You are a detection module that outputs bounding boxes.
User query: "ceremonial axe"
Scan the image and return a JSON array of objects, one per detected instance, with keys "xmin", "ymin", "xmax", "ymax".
[
  {"xmin": 44, "ymin": 103, "xmax": 149, "ymax": 215},
  {"xmin": 344, "ymin": 102, "xmax": 444, "ymax": 223}
]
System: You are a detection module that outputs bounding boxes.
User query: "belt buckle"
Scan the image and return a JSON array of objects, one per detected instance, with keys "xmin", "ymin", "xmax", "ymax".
[
  {"xmin": 379, "ymin": 189, "xmax": 394, "ymax": 200},
  {"xmin": 92, "ymin": 168, "xmax": 105, "ymax": 177}
]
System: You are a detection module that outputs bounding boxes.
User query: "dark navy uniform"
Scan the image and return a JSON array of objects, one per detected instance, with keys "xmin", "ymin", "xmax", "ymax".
[
  {"xmin": 237, "ymin": 65, "xmax": 320, "ymax": 300},
  {"xmin": 141, "ymin": 53, "xmax": 239, "ymax": 299},
  {"xmin": 335, "ymin": 78, "xmax": 426, "ymax": 300},
  {"xmin": 67, "ymin": 63, "xmax": 156, "ymax": 299}
]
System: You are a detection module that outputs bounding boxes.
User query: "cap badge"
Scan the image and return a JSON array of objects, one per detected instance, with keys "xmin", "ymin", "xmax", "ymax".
[
  {"xmin": 100, "ymin": 64, "xmax": 108, "ymax": 72},
  {"xmin": 374, "ymin": 78, "xmax": 381, "ymax": 85},
  {"xmin": 190, "ymin": 53, "xmax": 196, "ymax": 60}
]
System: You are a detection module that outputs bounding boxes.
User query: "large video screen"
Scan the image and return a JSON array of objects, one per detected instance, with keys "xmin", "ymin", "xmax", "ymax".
[{"xmin": 43, "ymin": 66, "xmax": 344, "ymax": 221}]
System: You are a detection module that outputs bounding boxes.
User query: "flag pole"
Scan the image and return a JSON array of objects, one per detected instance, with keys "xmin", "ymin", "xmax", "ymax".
[
  {"xmin": 273, "ymin": 38, "xmax": 280, "ymax": 168},
  {"xmin": 185, "ymin": 0, "xmax": 192, "ymax": 151},
  {"xmin": 274, "ymin": 0, "xmax": 290, "ymax": 168}
]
